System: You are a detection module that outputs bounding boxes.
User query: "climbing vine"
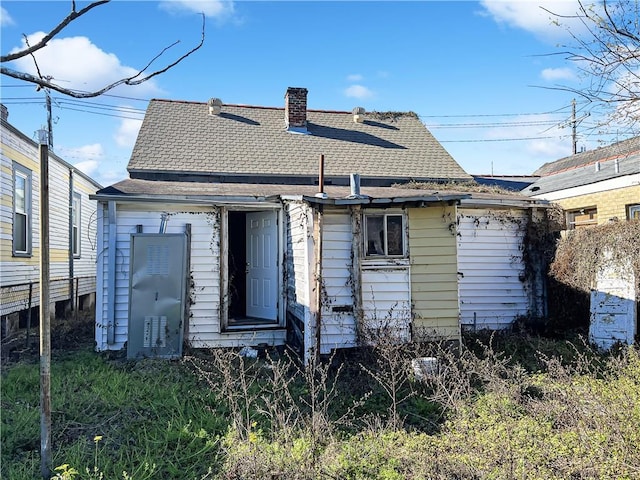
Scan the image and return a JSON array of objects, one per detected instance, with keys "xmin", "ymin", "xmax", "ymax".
[{"xmin": 550, "ymin": 220, "xmax": 640, "ymax": 298}]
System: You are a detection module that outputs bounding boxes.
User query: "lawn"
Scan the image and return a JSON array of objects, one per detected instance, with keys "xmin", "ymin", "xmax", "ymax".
[{"xmin": 2, "ymin": 325, "xmax": 639, "ymax": 479}]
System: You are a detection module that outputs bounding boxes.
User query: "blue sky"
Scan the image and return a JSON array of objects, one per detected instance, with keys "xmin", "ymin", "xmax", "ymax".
[{"xmin": 0, "ymin": 1, "xmax": 611, "ymax": 186}]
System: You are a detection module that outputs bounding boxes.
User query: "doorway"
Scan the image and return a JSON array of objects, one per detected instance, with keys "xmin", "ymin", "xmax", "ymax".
[{"xmin": 226, "ymin": 210, "xmax": 279, "ymax": 327}]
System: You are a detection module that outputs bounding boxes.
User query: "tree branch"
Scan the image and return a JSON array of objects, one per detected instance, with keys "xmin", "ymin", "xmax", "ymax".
[
  {"xmin": 1, "ymin": 0, "xmax": 111, "ymax": 63},
  {"xmin": 1, "ymin": 3, "xmax": 206, "ymax": 99}
]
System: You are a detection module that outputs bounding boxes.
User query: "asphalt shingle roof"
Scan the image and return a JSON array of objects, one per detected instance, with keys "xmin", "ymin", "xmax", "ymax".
[
  {"xmin": 533, "ymin": 136, "xmax": 640, "ymax": 176},
  {"xmin": 127, "ymin": 99, "xmax": 472, "ymax": 182},
  {"xmin": 524, "ymin": 136, "xmax": 640, "ymax": 196}
]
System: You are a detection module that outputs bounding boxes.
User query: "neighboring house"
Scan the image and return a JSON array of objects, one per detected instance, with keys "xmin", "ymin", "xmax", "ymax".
[
  {"xmin": 1, "ymin": 105, "xmax": 103, "ymax": 337},
  {"xmin": 523, "ymin": 136, "xmax": 640, "ymax": 227},
  {"xmin": 472, "ymin": 174, "xmax": 539, "ymax": 192},
  {"xmin": 92, "ymin": 87, "xmax": 547, "ymax": 361}
]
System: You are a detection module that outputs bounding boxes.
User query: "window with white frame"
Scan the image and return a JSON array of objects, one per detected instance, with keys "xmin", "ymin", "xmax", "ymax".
[
  {"xmin": 72, "ymin": 192, "xmax": 81, "ymax": 257},
  {"xmin": 364, "ymin": 213, "xmax": 405, "ymax": 257},
  {"xmin": 13, "ymin": 163, "xmax": 32, "ymax": 256},
  {"xmin": 627, "ymin": 204, "xmax": 640, "ymax": 220},
  {"xmin": 566, "ymin": 207, "xmax": 597, "ymax": 229}
]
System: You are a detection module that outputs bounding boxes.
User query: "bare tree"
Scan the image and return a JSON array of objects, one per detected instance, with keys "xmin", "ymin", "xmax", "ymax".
[
  {"xmin": 1, "ymin": 0, "xmax": 205, "ymax": 98},
  {"xmin": 546, "ymin": 0, "xmax": 640, "ymax": 133}
]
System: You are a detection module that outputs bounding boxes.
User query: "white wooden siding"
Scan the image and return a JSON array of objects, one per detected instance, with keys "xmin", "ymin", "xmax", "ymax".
[
  {"xmin": 95, "ymin": 203, "xmax": 287, "ymax": 352},
  {"xmin": 319, "ymin": 210, "xmax": 357, "ymax": 352},
  {"xmin": 457, "ymin": 208, "xmax": 529, "ymax": 329},
  {"xmin": 361, "ymin": 265, "xmax": 411, "ymax": 342},
  {"xmin": 285, "ymin": 202, "xmax": 312, "ymax": 322}
]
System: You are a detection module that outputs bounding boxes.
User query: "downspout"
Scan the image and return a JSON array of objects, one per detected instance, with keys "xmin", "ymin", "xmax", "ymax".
[
  {"xmin": 106, "ymin": 201, "xmax": 117, "ymax": 344},
  {"xmin": 68, "ymin": 169, "xmax": 74, "ymax": 311}
]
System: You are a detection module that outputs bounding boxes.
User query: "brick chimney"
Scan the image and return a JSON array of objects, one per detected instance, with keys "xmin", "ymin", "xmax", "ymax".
[{"xmin": 285, "ymin": 87, "xmax": 308, "ymax": 130}]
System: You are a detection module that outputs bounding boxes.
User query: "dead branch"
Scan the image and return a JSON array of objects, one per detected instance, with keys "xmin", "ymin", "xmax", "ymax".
[{"xmin": 1, "ymin": 0, "xmax": 206, "ymax": 98}]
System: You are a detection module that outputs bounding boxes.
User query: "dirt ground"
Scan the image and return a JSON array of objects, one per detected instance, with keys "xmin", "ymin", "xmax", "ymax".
[{"xmin": 1, "ymin": 309, "xmax": 95, "ymax": 365}]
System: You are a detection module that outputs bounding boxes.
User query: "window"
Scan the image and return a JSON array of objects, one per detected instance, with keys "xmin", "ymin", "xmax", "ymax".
[
  {"xmin": 72, "ymin": 192, "xmax": 81, "ymax": 257},
  {"xmin": 12, "ymin": 163, "xmax": 32, "ymax": 256},
  {"xmin": 627, "ymin": 204, "xmax": 640, "ymax": 220},
  {"xmin": 364, "ymin": 213, "xmax": 405, "ymax": 257},
  {"xmin": 566, "ymin": 207, "xmax": 597, "ymax": 230}
]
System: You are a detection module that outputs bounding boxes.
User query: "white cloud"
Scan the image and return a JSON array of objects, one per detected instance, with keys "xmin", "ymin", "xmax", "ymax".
[
  {"xmin": 9, "ymin": 33, "xmax": 162, "ymax": 97},
  {"xmin": 114, "ymin": 116, "xmax": 143, "ymax": 148},
  {"xmin": 160, "ymin": 0, "xmax": 235, "ymax": 18},
  {"xmin": 1, "ymin": 7, "xmax": 14, "ymax": 26},
  {"xmin": 344, "ymin": 84, "xmax": 374, "ymax": 100},
  {"xmin": 347, "ymin": 74, "xmax": 363, "ymax": 82},
  {"xmin": 479, "ymin": 1, "xmax": 586, "ymax": 41},
  {"xmin": 541, "ymin": 67, "xmax": 576, "ymax": 81}
]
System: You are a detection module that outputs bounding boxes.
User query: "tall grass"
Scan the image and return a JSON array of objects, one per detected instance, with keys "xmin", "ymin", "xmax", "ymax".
[{"xmin": 2, "ymin": 333, "xmax": 639, "ymax": 479}]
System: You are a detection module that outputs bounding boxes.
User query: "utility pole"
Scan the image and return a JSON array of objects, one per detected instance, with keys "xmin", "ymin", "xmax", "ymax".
[
  {"xmin": 572, "ymin": 99, "xmax": 577, "ymax": 155},
  {"xmin": 45, "ymin": 89, "xmax": 54, "ymax": 150},
  {"xmin": 38, "ymin": 129, "xmax": 52, "ymax": 480}
]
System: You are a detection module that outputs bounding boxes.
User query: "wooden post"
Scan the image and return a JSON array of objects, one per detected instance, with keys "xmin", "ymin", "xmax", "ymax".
[{"xmin": 38, "ymin": 131, "xmax": 52, "ymax": 480}]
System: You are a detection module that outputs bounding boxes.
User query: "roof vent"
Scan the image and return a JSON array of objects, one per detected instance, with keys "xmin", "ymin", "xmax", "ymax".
[
  {"xmin": 353, "ymin": 106, "xmax": 365, "ymax": 123},
  {"xmin": 208, "ymin": 97, "xmax": 223, "ymax": 115},
  {"xmin": 594, "ymin": 161, "xmax": 601, "ymax": 172}
]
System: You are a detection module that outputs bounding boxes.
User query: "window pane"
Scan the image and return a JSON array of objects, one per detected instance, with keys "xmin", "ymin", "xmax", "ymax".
[
  {"xmin": 386, "ymin": 215, "xmax": 403, "ymax": 255},
  {"xmin": 15, "ymin": 213, "xmax": 27, "ymax": 252},
  {"xmin": 73, "ymin": 226, "xmax": 79, "ymax": 255},
  {"xmin": 366, "ymin": 216, "xmax": 384, "ymax": 255},
  {"xmin": 15, "ymin": 176, "xmax": 26, "ymax": 212}
]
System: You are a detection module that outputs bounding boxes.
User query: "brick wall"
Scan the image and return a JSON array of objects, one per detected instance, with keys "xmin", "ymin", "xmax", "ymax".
[{"xmin": 554, "ymin": 184, "xmax": 640, "ymax": 224}]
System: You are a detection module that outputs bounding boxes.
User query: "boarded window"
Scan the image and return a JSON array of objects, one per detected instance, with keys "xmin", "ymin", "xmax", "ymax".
[{"xmin": 567, "ymin": 207, "xmax": 597, "ymax": 229}]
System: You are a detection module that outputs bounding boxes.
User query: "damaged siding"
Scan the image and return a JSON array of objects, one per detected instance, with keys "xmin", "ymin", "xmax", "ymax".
[
  {"xmin": 96, "ymin": 202, "xmax": 287, "ymax": 353},
  {"xmin": 285, "ymin": 202, "xmax": 313, "ymax": 347},
  {"xmin": 409, "ymin": 206, "xmax": 460, "ymax": 339},
  {"xmin": 96, "ymin": 205, "xmax": 218, "ymax": 350},
  {"xmin": 320, "ymin": 210, "xmax": 357, "ymax": 352},
  {"xmin": 457, "ymin": 208, "xmax": 529, "ymax": 330}
]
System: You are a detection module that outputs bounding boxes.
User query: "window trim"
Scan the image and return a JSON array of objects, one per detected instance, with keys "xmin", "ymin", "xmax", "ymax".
[
  {"xmin": 363, "ymin": 211, "xmax": 407, "ymax": 258},
  {"xmin": 72, "ymin": 191, "xmax": 81, "ymax": 258},
  {"xmin": 12, "ymin": 163, "xmax": 32, "ymax": 257},
  {"xmin": 627, "ymin": 204, "xmax": 640, "ymax": 220}
]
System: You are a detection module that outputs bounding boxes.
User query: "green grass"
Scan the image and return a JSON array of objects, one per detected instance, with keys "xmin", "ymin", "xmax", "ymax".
[{"xmin": 2, "ymin": 332, "xmax": 639, "ymax": 479}]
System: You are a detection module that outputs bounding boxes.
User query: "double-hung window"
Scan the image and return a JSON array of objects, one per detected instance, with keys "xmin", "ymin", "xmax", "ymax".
[
  {"xmin": 72, "ymin": 192, "xmax": 81, "ymax": 257},
  {"xmin": 13, "ymin": 163, "xmax": 32, "ymax": 256},
  {"xmin": 364, "ymin": 213, "xmax": 406, "ymax": 257},
  {"xmin": 627, "ymin": 204, "xmax": 640, "ymax": 220}
]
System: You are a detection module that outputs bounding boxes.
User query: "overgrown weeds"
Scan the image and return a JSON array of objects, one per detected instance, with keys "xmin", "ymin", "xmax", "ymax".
[{"xmin": 2, "ymin": 332, "xmax": 639, "ymax": 479}]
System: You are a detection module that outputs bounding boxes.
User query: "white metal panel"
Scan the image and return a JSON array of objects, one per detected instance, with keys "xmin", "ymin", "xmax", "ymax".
[{"xmin": 457, "ymin": 208, "xmax": 529, "ymax": 330}]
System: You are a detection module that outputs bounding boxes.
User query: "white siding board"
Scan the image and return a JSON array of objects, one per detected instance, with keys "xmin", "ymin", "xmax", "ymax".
[
  {"xmin": 319, "ymin": 211, "xmax": 358, "ymax": 352},
  {"xmin": 457, "ymin": 208, "xmax": 530, "ymax": 330}
]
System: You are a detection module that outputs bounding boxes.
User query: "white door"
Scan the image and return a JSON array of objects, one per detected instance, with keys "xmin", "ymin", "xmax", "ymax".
[{"xmin": 246, "ymin": 211, "xmax": 278, "ymax": 320}]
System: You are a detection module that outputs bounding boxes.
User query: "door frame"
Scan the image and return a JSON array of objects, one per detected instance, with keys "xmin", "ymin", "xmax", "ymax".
[{"xmin": 219, "ymin": 205, "xmax": 284, "ymax": 331}]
